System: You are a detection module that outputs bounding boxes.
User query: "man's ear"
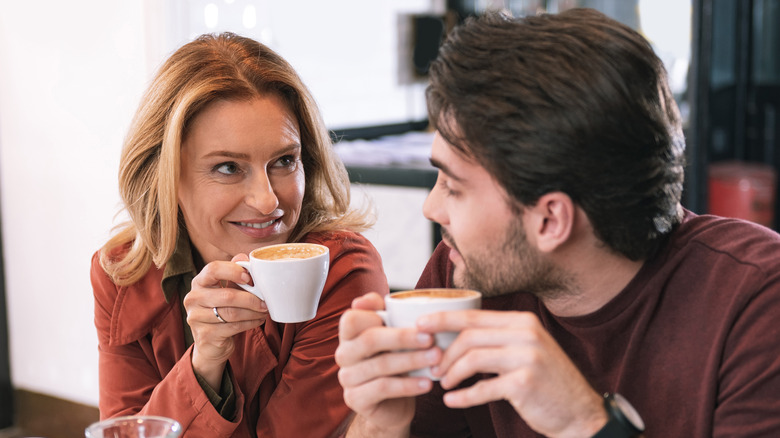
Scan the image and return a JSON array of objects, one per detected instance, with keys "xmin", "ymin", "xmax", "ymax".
[{"xmin": 525, "ymin": 192, "xmax": 575, "ymax": 253}]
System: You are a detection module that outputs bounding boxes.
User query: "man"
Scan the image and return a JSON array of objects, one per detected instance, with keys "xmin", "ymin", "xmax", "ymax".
[{"xmin": 335, "ymin": 8, "xmax": 780, "ymax": 438}]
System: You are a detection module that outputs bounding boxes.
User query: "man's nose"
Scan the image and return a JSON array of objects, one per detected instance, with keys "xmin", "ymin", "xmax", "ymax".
[{"xmin": 423, "ymin": 176, "xmax": 447, "ymax": 225}]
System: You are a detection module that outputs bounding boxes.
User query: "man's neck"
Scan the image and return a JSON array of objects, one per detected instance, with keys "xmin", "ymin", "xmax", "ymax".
[{"xmin": 540, "ymin": 240, "xmax": 645, "ymax": 318}]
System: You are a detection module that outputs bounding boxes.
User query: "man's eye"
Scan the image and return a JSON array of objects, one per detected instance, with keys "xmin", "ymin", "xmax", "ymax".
[
  {"xmin": 215, "ymin": 162, "xmax": 240, "ymax": 175},
  {"xmin": 436, "ymin": 177, "xmax": 458, "ymax": 197}
]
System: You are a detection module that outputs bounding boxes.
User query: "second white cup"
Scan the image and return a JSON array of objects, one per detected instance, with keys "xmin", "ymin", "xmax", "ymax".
[{"xmin": 378, "ymin": 288, "xmax": 482, "ymax": 380}]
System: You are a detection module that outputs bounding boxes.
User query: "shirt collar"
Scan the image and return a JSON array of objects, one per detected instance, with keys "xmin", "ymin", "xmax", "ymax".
[{"xmin": 161, "ymin": 226, "xmax": 198, "ymax": 303}]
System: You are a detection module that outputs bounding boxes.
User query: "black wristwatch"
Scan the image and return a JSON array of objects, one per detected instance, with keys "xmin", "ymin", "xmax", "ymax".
[{"xmin": 591, "ymin": 393, "xmax": 645, "ymax": 438}]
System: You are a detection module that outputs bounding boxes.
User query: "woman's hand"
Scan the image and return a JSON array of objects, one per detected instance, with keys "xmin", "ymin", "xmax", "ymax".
[{"xmin": 183, "ymin": 254, "xmax": 268, "ymax": 390}]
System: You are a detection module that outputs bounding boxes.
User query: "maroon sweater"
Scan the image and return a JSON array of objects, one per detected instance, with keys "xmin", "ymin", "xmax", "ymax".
[{"xmin": 411, "ymin": 211, "xmax": 780, "ymax": 437}]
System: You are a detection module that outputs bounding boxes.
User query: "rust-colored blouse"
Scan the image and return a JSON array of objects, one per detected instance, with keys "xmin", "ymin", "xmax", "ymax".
[{"xmin": 91, "ymin": 231, "xmax": 388, "ymax": 437}]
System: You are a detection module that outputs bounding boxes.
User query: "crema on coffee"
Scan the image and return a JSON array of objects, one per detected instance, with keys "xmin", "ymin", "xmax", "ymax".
[{"xmin": 252, "ymin": 243, "xmax": 327, "ymax": 261}]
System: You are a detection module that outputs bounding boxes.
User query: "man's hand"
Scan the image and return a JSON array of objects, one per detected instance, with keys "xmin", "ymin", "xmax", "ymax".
[
  {"xmin": 335, "ymin": 293, "xmax": 438, "ymax": 438},
  {"xmin": 418, "ymin": 309, "xmax": 607, "ymax": 438}
]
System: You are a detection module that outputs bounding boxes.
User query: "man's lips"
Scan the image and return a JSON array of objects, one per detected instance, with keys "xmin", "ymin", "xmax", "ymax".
[{"xmin": 440, "ymin": 231, "xmax": 463, "ymax": 263}]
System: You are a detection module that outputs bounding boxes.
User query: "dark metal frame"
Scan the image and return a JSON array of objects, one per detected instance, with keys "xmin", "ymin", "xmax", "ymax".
[{"xmin": 690, "ymin": 0, "xmax": 780, "ymax": 228}]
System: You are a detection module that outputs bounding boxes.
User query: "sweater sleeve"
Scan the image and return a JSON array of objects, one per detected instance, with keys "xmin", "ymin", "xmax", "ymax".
[
  {"xmin": 90, "ymin": 251, "xmax": 244, "ymax": 436},
  {"xmin": 713, "ymin": 267, "xmax": 780, "ymax": 436}
]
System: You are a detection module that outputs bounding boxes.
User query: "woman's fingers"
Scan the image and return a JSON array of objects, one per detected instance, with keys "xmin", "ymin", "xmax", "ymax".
[
  {"xmin": 192, "ymin": 259, "xmax": 252, "ymax": 289},
  {"xmin": 188, "ymin": 303, "xmax": 266, "ymax": 326}
]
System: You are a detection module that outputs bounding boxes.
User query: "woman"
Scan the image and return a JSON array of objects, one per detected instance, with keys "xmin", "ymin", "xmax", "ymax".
[{"xmin": 90, "ymin": 33, "xmax": 388, "ymax": 436}]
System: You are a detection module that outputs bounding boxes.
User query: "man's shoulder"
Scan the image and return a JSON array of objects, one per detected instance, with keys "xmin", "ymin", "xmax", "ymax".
[
  {"xmin": 672, "ymin": 212, "xmax": 780, "ymax": 268},
  {"xmin": 648, "ymin": 212, "xmax": 780, "ymax": 312},
  {"xmin": 416, "ymin": 241, "xmax": 454, "ymax": 289}
]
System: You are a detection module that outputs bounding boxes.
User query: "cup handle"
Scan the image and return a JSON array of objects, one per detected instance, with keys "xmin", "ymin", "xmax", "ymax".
[
  {"xmin": 234, "ymin": 260, "xmax": 264, "ymax": 301},
  {"xmin": 375, "ymin": 310, "xmax": 389, "ymax": 326}
]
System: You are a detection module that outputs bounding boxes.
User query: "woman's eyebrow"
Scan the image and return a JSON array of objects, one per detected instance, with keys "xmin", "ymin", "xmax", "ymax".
[{"xmin": 202, "ymin": 143, "xmax": 301, "ymax": 160}]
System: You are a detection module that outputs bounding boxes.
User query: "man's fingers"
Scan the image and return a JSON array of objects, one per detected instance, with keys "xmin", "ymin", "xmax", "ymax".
[
  {"xmin": 342, "ymin": 376, "xmax": 432, "ymax": 413},
  {"xmin": 336, "ymin": 323, "xmax": 434, "ymax": 366},
  {"xmin": 417, "ymin": 310, "xmax": 539, "ymax": 332},
  {"xmin": 338, "ymin": 309, "xmax": 385, "ymax": 341},
  {"xmin": 338, "ymin": 347, "xmax": 441, "ymax": 387},
  {"xmin": 351, "ymin": 292, "xmax": 386, "ymax": 311},
  {"xmin": 442, "ymin": 374, "xmax": 514, "ymax": 409},
  {"xmin": 437, "ymin": 327, "xmax": 539, "ymax": 374},
  {"xmin": 440, "ymin": 346, "xmax": 532, "ymax": 389}
]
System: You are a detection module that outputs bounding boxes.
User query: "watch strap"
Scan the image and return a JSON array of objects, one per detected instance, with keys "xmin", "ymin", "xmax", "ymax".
[{"xmin": 591, "ymin": 393, "xmax": 643, "ymax": 438}]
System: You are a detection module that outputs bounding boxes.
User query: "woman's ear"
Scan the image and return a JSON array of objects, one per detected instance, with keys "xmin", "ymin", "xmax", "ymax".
[{"xmin": 525, "ymin": 192, "xmax": 575, "ymax": 253}]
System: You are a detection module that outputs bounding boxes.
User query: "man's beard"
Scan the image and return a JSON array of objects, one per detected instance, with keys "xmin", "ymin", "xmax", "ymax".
[{"xmin": 445, "ymin": 222, "xmax": 572, "ymax": 299}]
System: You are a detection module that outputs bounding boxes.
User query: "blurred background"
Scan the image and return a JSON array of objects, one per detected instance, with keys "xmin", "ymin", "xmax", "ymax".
[{"xmin": 0, "ymin": 0, "xmax": 777, "ymax": 436}]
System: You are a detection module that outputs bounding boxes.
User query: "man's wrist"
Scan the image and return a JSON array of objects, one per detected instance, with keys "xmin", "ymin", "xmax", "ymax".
[{"xmin": 557, "ymin": 391, "xmax": 610, "ymax": 438}]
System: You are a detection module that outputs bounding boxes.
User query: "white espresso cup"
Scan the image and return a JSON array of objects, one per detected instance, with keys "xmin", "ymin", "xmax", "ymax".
[
  {"xmin": 236, "ymin": 242, "xmax": 329, "ymax": 323},
  {"xmin": 378, "ymin": 288, "xmax": 482, "ymax": 380}
]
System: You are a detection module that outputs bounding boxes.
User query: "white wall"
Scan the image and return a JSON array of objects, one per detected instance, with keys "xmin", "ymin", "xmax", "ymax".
[
  {"xmin": 0, "ymin": 0, "xmax": 148, "ymax": 406},
  {"xmin": 0, "ymin": 0, "xmax": 436, "ymax": 407},
  {"xmin": 351, "ymin": 184, "xmax": 433, "ymax": 290}
]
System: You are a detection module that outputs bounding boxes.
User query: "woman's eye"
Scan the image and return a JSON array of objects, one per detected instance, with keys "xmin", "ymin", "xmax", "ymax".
[
  {"xmin": 214, "ymin": 162, "xmax": 240, "ymax": 175},
  {"xmin": 273, "ymin": 155, "xmax": 298, "ymax": 168}
]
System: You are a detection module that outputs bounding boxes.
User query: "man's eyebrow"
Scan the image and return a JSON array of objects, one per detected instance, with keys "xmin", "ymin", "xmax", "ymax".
[{"xmin": 429, "ymin": 157, "xmax": 465, "ymax": 182}]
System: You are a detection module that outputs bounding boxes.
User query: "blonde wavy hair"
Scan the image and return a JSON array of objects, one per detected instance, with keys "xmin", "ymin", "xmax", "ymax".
[{"xmin": 101, "ymin": 32, "xmax": 371, "ymax": 286}]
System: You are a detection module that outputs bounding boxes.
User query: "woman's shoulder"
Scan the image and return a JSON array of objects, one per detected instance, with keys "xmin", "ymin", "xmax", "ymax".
[
  {"xmin": 302, "ymin": 230, "xmax": 377, "ymax": 254},
  {"xmin": 303, "ymin": 231, "xmax": 389, "ymax": 300},
  {"xmin": 96, "ymin": 241, "xmax": 132, "ymax": 267},
  {"xmin": 91, "ymin": 246, "xmax": 170, "ymax": 346}
]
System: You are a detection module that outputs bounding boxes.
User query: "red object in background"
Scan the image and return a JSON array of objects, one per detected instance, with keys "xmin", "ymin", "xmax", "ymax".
[{"xmin": 708, "ymin": 160, "xmax": 777, "ymax": 227}]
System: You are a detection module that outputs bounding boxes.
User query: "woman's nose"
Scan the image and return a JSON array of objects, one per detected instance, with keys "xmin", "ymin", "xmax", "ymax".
[{"xmin": 246, "ymin": 172, "xmax": 279, "ymax": 214}]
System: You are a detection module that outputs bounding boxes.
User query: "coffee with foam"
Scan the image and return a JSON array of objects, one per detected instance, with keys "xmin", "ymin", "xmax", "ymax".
[
  {"xmin": 389, "ymin": 289, "xmax": 481, "ymax": 301},
  {"xmin": 252, "ymin": 243, "xmax": 327, "ymax": 261}
]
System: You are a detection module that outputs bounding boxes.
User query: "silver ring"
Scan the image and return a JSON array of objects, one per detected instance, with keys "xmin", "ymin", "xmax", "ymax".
[{"xmin": 213, "ymin": 307, "xmax": 227, "ymax": 324}]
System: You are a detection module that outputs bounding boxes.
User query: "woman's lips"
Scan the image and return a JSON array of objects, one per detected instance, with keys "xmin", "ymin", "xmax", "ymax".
[
  {"xmin": 236, "ymin": 219, "xmax": 275, "ymax": 229},
  {"xmin": 231, "ymin": 218, "xmax": 282, "ymax": 238}
]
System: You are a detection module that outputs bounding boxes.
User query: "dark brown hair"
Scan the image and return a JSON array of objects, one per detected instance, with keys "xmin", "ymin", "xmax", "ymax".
[{"xmin": 427, "ymin": 8, "xmax": 685, "ymax": 260}]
